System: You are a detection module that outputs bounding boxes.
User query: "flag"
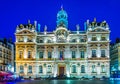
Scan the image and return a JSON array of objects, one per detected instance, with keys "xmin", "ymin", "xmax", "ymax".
[{"xmin": 60, "ymin": 51, "xmax": 64, "ymax": 60}]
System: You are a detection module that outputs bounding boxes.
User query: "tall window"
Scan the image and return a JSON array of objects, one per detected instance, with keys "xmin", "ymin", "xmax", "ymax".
[
  {"xmin": 60, "ymin": 51, "xmax": 63, "ymax": 60},
  {"xmin": 28, "ymin": 65, "xmax": 32, "ymax": 73},
  {"xmin": 28, "ymin": 51, "xmax": 31, "ymax": 58},
  {"xmin": 20, "ymin": 65, "xmax": 24, "ymax": 73},
  {"xmin": 72, "ymin": 51, "xmax": 76, "ymax": 58},
  {"xmin": 39, "ymin": 65, "xmax": 43, "ymax": 73},
  {"xmin": 19, "ymin": 51, "xmax": 23, "ymax": 58},
  {"xmin": 81, "ymin": 51, "xmax": 84, "ymax": 58},
  {"xmin": 101, "ymin": 50, "xmax": 105, "ymax": 57},
  {"xmin": 81, "ymin": 65, "xmax": 85, "ymax": 73},
  {"xmin": 92, "ymin": 65, "xmax": 96, "ymax": 73},
  {"xmin": 92, "ymin": 36, "xmax": 97, "ymax": 41},
  {"xmin": 48, "ymin": 52, "xmax": 52, "ymax": 59},
  {"xmin": 101, "ymin": 65, "xmax": 105, "ymax": 72},
  {"xmin": 39, "ymin": 52, "xmax": 43, "ymax": 58},
  {"xmin": 72, "ymin": 65, "xmax": 76, "ymax": 73},
  {"xmin": 92, "ymin": 50, "xmax": 96, "ymax": 57},
  {"xmin": 47, "ymin": 65, "xmax": 52, "ymax": 73}
]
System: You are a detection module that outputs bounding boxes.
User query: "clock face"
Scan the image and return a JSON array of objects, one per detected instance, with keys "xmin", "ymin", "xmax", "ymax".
[{"xmin": 56, "ymin": 28, "xmax": 68, "ymax": 42}]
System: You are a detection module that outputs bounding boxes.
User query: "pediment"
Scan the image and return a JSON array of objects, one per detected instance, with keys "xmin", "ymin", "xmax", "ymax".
[
  {"xmin": 16, "ymin": 29, "xmax": 35, "ymax": 34},
  {"xmin": 89, "ymin": 27, "xmax": 109, "ymax": 32}
]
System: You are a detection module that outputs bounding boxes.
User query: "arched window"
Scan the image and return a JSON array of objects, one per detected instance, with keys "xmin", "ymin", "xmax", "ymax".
[
  {"xmin": 92, "ymin": 65, "xmax": 96, "ymax": 73},
  {"xmin": 101, "ymin": 65, "xmax": 105, "ymax": 72},
  {"xmin": 72, "ymin": 65, "xmax": 76, "ymax": 73},
  {"xmin": 28, "ymin": 65, "xmax": 32, "ymax": 73},
  {"xmin": 81, "ymin": 65, "xmax": 85, "ymax": 73},
  {"xmin": 20, "ymin": 65, "xmax": 24, "ymax": 73},
  {"xmin": 39, "ymin": 65, "xmax": 43, "ymax": 73},
  {"xmin": 47, "ymin": 65, "xmax": 52, "ymax": 73}
]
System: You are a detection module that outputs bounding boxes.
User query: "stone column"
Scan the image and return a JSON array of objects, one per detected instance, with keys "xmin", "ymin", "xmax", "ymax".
[
  {"xmin": 66, "ymin": 63, "xmax": 70, "ymax": 77},
  {"xmin": 76, "ymin": 46, "xmax": 80, "ymax": 58},
  {"xmin": 44, "ymin": 46, "xmax": 47, "ymax": 59},
  {"xmin": 53, "ymin": 63, "xmax": 58, "ymax": 77},
  {"xmin": 87, "ymin": 44, "xmax": 91, "ymax": 58},
  {"xmin": 97, "ymin": 44, "xmax": 100, "ymax": 58}
]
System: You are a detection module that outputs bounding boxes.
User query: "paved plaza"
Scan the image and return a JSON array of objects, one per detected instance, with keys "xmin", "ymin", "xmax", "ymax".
[{"xmin": 0, "ymin": 80, "xmax": 120, "ymax": 84}]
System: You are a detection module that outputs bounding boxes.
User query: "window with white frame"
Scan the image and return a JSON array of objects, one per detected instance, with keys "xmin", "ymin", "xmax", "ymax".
[
  {"xmin": 92, "ymin": 50, "xmax": 96, "ymax": 57},
  {"xmin": 92, "ymin": 65, "xmax": 96, "ymax": 73},
  {"xmin": 101, "ymin": 65, "xmax": 105, "ymax": 72},
  {"xmin": 81, "ymin": 65, "xmax": 85, "ymax": 73},
  {"xmin": 39, "ymin": 65, "xmax": 43, "ymax": 73},
  {"xmin": 101, "ymin": 50, "xmax": 105, "ymax": 57},
  {"xmin": 48, "ymin": 52, "xmax": 52, "ymax": 58},
  {"xmin": 28, "ymin": 51, "xmax": 31, "ymax": 58},
  {"xmin": 72, "ymin": 51, "xmax": 76, "ymax": 58},
  {"xmin": 47, "ymin": 65, "xmax": 52, "ymax": 73},
  {"xmin": 28, "ymin": 65, "xmax": 32, "ymax": 73},
  {"xmin": 81, "ymin": 51, "xmax": 84, "ymax": 58},
  {"xmin": 20, "ymin": 65, "xmax": 24, "ymax": 73},
  {"xmin": 72, "ymin": 65, "xmax": 76, "ymax": 73},
  {"xmin": 39, "ymin": 52, "xmax": 43, "ymax": 58}
]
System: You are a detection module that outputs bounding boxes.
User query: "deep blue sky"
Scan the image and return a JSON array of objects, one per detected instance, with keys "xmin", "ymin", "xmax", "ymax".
[{"xmin": 0, "ymin": 0, "xmax": 120, "ymax": 42}]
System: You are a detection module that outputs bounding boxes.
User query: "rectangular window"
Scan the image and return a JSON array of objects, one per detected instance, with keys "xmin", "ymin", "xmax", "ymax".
[
  {"xmin": 48, "ymin": 52, "xmax": 52, "ymax": 59},
  {"xmin": 81, "ymin": 51, "xmax": 84, "ymax": 58},
  {"xmin": 101, "ymin": 36, "xmax": 106, "ymax": 41},
  {"xmin": 20, "ymin": 65, "xmax": 24, "ymax": 73},
  {"xmin": 72, "ymin": 51, "xmax": 76, "ymax": 58},
  {"xmin": 19, "ymin": 51, "xmax": 23, "ymax": 58},
  {"xmin": 39, "ymin": 66, "xmax": 43, "ymax": 73},
  {"xmin": 92, "ymin": 50, "xmax": 96, "ymax": 57},
  {"xmin": 39, "ymin": 52, "xmax": 43, "ymax": 58},
  {"xmin": 92, "ymin": 65, "xmax": 96, "ymax": 73},
  {"xmin": 60, "ymin": 51, "xmax": 64, "ymax": 60},
  {"xmin": 28, "ymin": 51, "xmax": 31, "ymax": 58},
  {"xmin": 101, "ymin": 50, "xmax": 105, "ymax": 57},
  {"xmin": 92, "ymin": 37, "xmax": 97, "ymax": 41},
  {"xmin": 28, "ymin": 66, "xmax": 32, "ymax": 73}
]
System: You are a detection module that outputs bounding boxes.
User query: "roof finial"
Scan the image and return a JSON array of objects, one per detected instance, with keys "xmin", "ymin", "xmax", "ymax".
[
  {"xmin": 28, "ymin": 20, "xmax": 30, "ymax": 24},
  {"xmin": 94, "ymin": 18, "xmax": 96, "ymax": 22},
  {"xmin": 61, "ymin": 5, "xmax": 63, "ymax": 10}
]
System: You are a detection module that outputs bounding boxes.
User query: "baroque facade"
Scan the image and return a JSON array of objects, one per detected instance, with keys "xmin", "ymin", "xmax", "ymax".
[{"xmin": 15, "ymin": 7, "xmax": 110, "ymax": 78}]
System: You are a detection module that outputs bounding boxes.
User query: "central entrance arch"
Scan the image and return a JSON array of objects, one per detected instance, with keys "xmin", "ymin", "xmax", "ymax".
[{"xmin": 58, "ymin": 63, "xmax": 66, "ymax": 76}]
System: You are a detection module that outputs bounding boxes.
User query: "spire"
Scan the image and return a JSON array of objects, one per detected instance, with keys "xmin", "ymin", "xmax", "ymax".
[{"xmin": 61, "ymin": 5, "xmax": 63, "ymax": 10}]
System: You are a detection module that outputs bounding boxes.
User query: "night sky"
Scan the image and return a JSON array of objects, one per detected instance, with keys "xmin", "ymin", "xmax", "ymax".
[{"xmin": 0, "ymin": 0, "xmax": 120, "ymax": 42}]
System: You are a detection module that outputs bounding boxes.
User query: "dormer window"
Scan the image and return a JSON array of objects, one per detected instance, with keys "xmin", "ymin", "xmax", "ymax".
[
  {"xmin": 92, "ymin": 35, "xmax": 97, "ymax": 41},
  {"xmin": 101, "ymin": 36, "xmax": 106, "ymax": 41},
  {"xmin": 18, "ymin": 37, "xmax": 24, "ymax": 42}
]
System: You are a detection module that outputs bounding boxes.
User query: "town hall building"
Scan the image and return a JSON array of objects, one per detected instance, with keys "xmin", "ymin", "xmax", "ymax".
[{"xmin": 15, "ymin": 7, "xmax": 110, "ymax": 78}]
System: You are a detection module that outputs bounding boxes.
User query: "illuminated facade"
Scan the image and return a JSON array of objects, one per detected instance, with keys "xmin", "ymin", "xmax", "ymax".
[
  {"xmin": 0, "ymin": 38, "xmax": 14, "ymax": 72},
  {"xmin": 110, "ymin": 43, "xmax": 120, "ymax": 74},
  {"xmin": 15, "ymin": 7, "xmax": 110, "ymax": 78}
]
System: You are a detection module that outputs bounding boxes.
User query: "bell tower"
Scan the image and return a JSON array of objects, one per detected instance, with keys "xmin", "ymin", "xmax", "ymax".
[{"xmin": 56, "ymin": 6, "xmax": 68, "ymax": 28}]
